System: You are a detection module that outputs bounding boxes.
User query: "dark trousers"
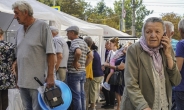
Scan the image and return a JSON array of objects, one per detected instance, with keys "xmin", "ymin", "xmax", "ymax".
[
  {"xmin": 174, "ymin": 91, "xmax": 184, "ymax": 110},
  {"xmin": 102, "ymin": 87, "xmax": 115, "ymax": 105},
  {"xmin": 0, "ymin": 90, "xmax": 8, "ymax": 110},
  {"xmin": 171, "ymin": 88, "xmax": 177, "ymax": 110},
  {"xmin": 102, "ymin": 73, "xmax": 115, "ymax": 105}
]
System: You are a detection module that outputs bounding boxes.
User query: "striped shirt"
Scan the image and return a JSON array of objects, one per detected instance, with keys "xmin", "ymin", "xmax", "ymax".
[{"xmin": 67, "ymin": 38, "xmax": 90, "ymax": 73}]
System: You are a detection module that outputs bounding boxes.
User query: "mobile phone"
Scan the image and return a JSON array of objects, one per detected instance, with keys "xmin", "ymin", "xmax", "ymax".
[
  {"xmin": 163, "ymin": 32, "xmax": 166, "ymax": 36},
  {"xmin": 161, "ymin": 32, "xmax": 166, "ymax": 45}
]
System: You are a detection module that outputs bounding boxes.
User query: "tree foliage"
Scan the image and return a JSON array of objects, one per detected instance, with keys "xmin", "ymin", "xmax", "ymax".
[
  {"xmin": 37, "ymin": 0, "xmax": 89, "ymax": 19},
  {"xmin": 161, "ymin": 12, "xmax": 181, "ymax": 40},
  {"xmin": 114, "ymin": 0, "xmax": 153, "ymax": 36},
  {"xmin": 37, "ymin": 0, "xmax": 53, "ymax": 6},
  {"xmin": 84, "ymin": 0, "xmax": 119, "ymax": 29}
]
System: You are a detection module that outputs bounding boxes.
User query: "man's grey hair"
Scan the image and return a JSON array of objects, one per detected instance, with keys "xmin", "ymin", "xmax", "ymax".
[
  {"xmin": 50, "ymin": 26, "xmax": 59, "ymax": 34},
  {"xmin": 51, "ymin": 30, "xmax": 59, "ymax": 35},
  {"xmin": 84, "ymin": 36, "xmax": 93, "ymax": 47},
  {"xmin": 0, "ymin": 28, "xmax": 4, "ymax": 35},
  {"xmin": 164, "ymin": 21, "xmax": 174, "ymax": 32},
  {"xmin": 178, "ymin": 18, "xmax": 184, "ymax": 32},
  {"xmin": 12, "ymin": 1, "xmax": 33, "ymax": 16},
  {"xmin": 142, "ymin": 17, "xmax": 166, "ymax": 35}
]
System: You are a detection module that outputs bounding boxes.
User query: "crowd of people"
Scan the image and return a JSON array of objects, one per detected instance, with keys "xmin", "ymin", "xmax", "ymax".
[{"xmin": 0, "ymin": 1, "xmax": 184, "ymax": 110}]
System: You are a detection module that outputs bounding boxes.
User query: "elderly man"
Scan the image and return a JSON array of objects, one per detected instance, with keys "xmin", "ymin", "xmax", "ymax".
[
  {"xmin": 84, "ymin": 36, "xmax": 93, "ymax": 110},
  {"xmin": 164, "ymin": 21, "xmax": 178, "ymax": 110},
  {"xmin": 164, "ymin": 21, "xmax": 174, "ymax": 41},
  {"xmin": 12, "ymin": 1, "xmax": 55, "ymax": 110},
  {"xmin": 175, "ymin": 18, "xmax": 184, "ymax": 110},
  {"xmin": 66, "ymin": 26, "xmax": 93, "ymax": 110},
  {"xmin": 50, "ymin": 26, "xmax": 69, "ymax": 82}
]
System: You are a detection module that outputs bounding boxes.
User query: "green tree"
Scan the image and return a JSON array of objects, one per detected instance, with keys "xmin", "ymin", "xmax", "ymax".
[
  {"xmin": 85, "ymin": 0, "xmax": 119, "ymax": 29},
  {"xmin": 37, "ymin": 0, "xmax": 121, "ymax": 30},
  {"xmin": 161, "ymin": 12, "xmax": 181, "ymax": 40},
  {"xmin": 114, "ymin": 0, "xmax": 153, "ymax": 36},
  {"xmin": 37, "ymin": 0, "xmax": 56, "ymax": 6},
  {"xmin": 37, "ymin": 0, "xmax": 89, "ymax": 19},
  {"xmin": 59, "ymin": 0, "xmax": 89, "ymax": 19}
]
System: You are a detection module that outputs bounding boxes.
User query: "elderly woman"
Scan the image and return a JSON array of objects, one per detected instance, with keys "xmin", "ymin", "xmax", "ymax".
[{"xmin": 121, "ymin": 17, "xmax": 181, "ymax": 110}]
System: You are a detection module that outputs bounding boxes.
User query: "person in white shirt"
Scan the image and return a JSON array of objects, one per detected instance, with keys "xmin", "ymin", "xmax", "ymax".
[{"xmin": 50, "ymin": 26, "xmax": 69, "ymax": 82}]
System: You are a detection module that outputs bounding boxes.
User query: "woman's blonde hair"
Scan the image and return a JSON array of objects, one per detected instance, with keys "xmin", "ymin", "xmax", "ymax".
[{"xmin": 110, "ymin": 37, "xmax": 119, "ymax": 48}]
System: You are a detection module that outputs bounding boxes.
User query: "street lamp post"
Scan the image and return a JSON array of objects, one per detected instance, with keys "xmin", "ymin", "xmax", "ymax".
[
  {"xmin": 132, "ymin": 0, "xmax": 136, "ymax": 36},
  {"xmin": 53, "ymin": 0, "xmax": 56, "ymax": 6},
  {"xmin": 120, "ymin": 0, "xmax": 125, "ymax": 31}
]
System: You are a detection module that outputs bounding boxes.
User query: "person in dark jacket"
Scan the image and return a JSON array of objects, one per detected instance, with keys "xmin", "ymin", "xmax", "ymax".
[{"xmin": 88, "ymin": 43, "xmax": 104, "ymax": 110}]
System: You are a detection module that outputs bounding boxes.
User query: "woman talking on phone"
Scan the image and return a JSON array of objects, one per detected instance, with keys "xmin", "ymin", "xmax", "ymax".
[{"xmin": 121, "ymin": 17, "xmax": 181, "ymax": 110}]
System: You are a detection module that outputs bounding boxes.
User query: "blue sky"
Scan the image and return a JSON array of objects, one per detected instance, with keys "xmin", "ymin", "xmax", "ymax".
[{"xmin": 85, "ymin": 0, "xmax": 184, "ymax": 19}]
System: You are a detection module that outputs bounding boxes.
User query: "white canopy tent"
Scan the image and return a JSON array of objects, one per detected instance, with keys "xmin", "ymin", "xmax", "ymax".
[
  {"xmin": 94, "ymin": 24, "xmax": 130, "ymax": 37},
  {"xmin": 0, "ymin": 0, "xmax": 104, "ymax": 36},
  {"xmin": 0, "ymin": 0, "xmax": 134, "ymax": 61},
  {"xmin": 0, "ymin": 0, "xmax": 105, "ymax": 55}
]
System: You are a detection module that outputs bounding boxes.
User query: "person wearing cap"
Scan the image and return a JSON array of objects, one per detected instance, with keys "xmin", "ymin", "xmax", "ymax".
[
  {"xmin": 50, "ymin": 26, "xmax": 69, "ymax": 82},
  {"xmin": 12, "ymin": 1, "xmax": 55, "ymax": 109},
  {"xmin": 66, "ymin": 26, "xmax": 93, "ymax": 110}
]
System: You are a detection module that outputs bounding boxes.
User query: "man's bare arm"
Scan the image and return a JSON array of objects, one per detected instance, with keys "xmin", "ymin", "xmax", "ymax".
[
  {"xmin": 55, "ymin": 53, "xmax": 63, "ymax": 71},
  {"xmin": 46, "ymin": 53, "xmax": 55, "ymax": 88},
  {"xmin": 73, "ymin": 48, "xmax": 81, "ymax": 70},
  {"xmin": 74, "ymin": 48, "xmax": 81, "ymax": 62},
  {"xmin": 176, "ymin": 57, "xmax": 184, "ymax": 71},
  {"xmin": 85, "ymin": 51, "xmax": 93, "ymax": 67}
]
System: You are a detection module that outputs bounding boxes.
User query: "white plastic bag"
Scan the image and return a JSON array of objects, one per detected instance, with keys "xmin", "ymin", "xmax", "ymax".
[
  {"xmin": 7, "ymin": 89, "xmax": 24, "ymax": 110},
  {"xmin": 37, "ymin": 84, "xmax": 52, "ymax": 110}
]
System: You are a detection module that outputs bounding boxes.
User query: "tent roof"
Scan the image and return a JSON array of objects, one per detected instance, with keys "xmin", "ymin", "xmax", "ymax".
[
  {"xmin": 0, "ymin": 0, "xmax": 103, "ymax": 36},
  {"xmin": 0, "ymin": 0, "xmax": 131, "ymax": 37},
  {"xmin": 94, "ymin": 24, "xmax": 130, "ymax": 36}
]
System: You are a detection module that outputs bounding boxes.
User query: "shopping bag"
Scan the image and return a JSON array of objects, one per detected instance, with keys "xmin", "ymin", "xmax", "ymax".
[
  {"xmin": 35, "ymin": 77, "xmax": 64, "ymax": 109},
  {"xmin": 108, "ymin": 71, "xmax": 123, "ymax": 85},
  {"xmin": 7, "ymin": 89, "xmax": 24, "ymax": 110}
]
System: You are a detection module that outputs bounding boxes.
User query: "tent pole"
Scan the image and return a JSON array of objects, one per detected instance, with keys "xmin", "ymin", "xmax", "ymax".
[{"xmin": 5, "ymin": 18, "xmax": 14, "ymax": 41}]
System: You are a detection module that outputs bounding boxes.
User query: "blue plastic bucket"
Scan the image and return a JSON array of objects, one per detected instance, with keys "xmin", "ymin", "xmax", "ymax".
[{"xmin": 38, "ymin": 80, "xmax": 72, "ymax": 110}]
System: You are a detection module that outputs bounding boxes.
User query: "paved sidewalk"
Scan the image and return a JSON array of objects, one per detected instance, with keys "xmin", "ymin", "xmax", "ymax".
[{"xmin": 92, "ymin": 100, "xmax": 117, "ymax": 110}]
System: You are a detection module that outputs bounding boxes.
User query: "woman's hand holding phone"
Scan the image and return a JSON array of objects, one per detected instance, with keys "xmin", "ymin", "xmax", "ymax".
[
  {"xmin": 161, "ymin": 33, "xmax": 174, "ymax": 69},
  {"xmin": 163, "ymin": 32, "xmax": 166, "ymax": 36},
  {"xmin": 161, "ymin": 33, "xmax": 172, "ymax": 58}
]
